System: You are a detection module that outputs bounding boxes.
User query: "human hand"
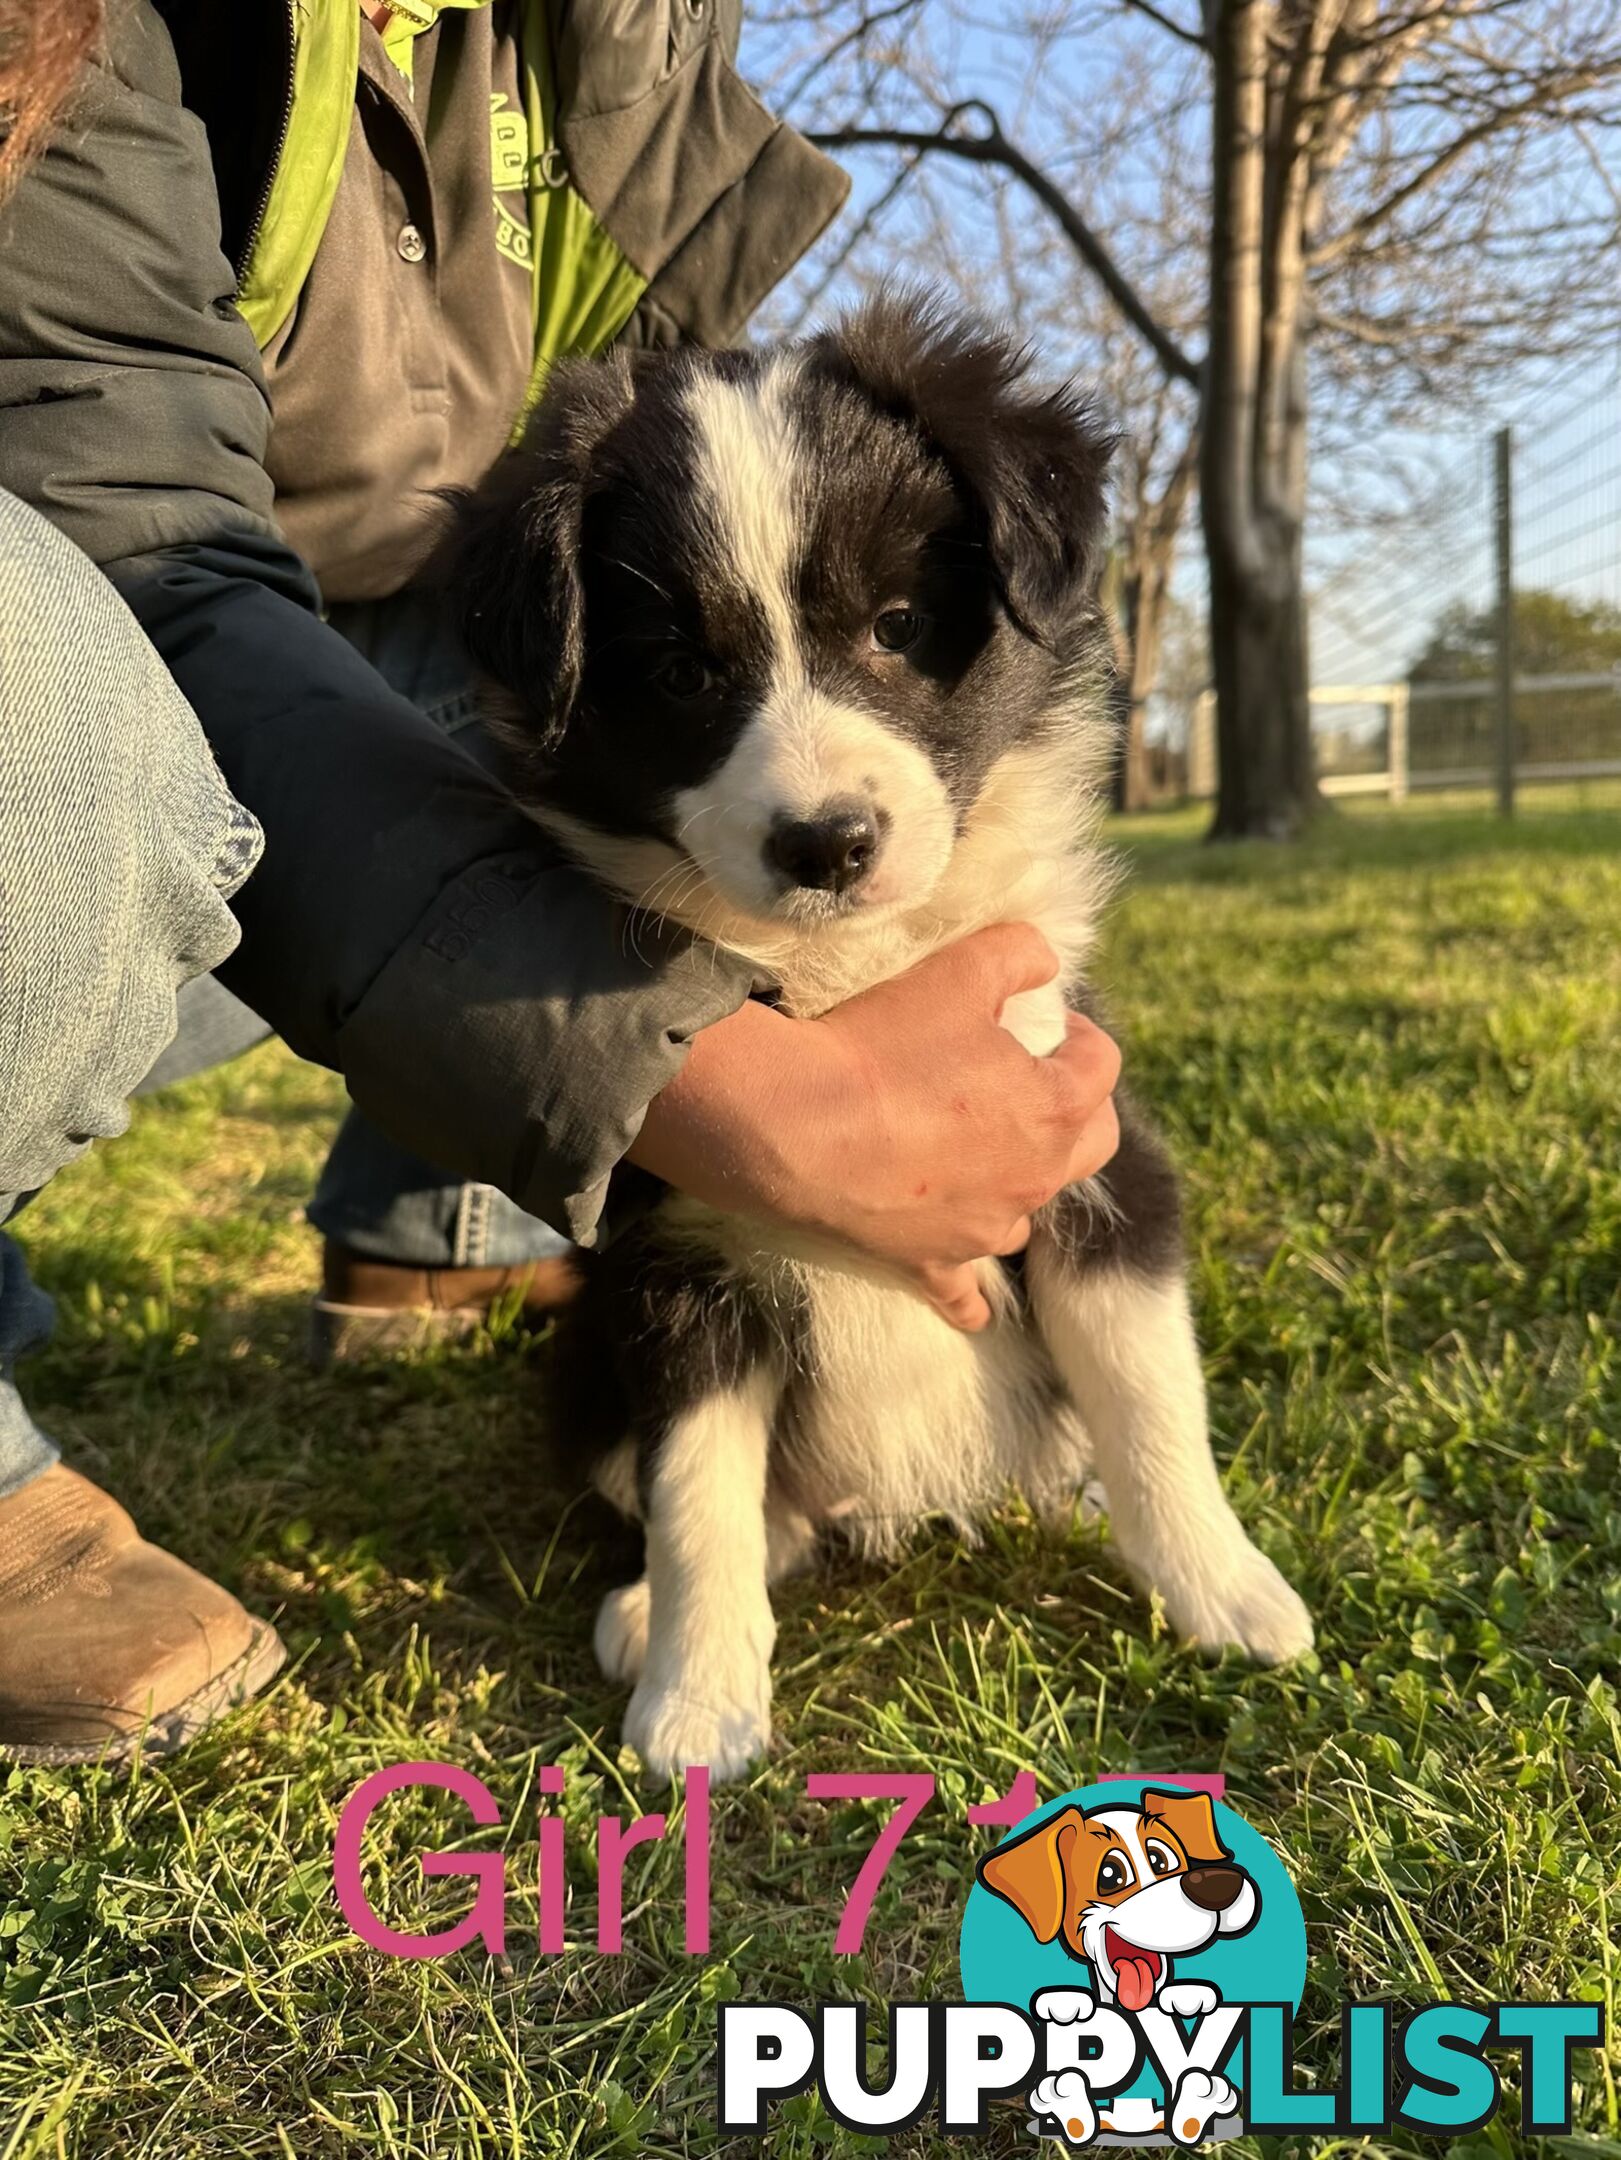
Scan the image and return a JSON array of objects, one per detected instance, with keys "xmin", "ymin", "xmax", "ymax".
[{"xmin": 628, "ymin": 923, "xmax": 1121, "ymax": 1330}]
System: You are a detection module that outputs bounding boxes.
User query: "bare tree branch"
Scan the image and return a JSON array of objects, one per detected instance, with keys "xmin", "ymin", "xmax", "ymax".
[
  {"xmin": 810, "ymin": 101, "xmax": 1203, "ymax": 385},
  {"xmin": 777, "ymin": 0, "xmax": 929, "ymax": 114},
  {"xmin": 1311, "ymin": 81, "xmax": 1613, "ymax": 264},
  {"xmin": 1114, "ymin": 0, "xmax": 1210, "ymax": 51}
]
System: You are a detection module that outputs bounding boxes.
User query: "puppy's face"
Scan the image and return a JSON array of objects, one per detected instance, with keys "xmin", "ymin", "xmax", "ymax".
[
  {"xmin": 977, "ymin": 1789, "xmax": 1259, "ymax": 2010},
  {"xmin": 446, "ymin": 296, "xmax": 1113, "ymax": 932}
]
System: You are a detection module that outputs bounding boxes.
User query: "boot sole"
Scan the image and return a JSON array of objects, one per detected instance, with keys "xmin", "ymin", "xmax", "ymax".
[{"xmin": 0, "ymin": 1622, "xmax": 289, "ymax": 1767}]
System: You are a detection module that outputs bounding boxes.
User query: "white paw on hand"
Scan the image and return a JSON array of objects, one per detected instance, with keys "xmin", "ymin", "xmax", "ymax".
[
  {"xmin": 1161, "ymin": 1534, "xmax": 1314, "ymax": 1665},
  {"xmin": 1168, "ymin": 2068, "xmax": 1239, "ymax": 2145},
  {"xmin": 1157, "ymin": 1981, "xmax": 1220, "ymax": 2019},
  {"xmin": 594, "ymin": 1579, "xmax": 651, "ymax": 1684},
  {"xmin": 622, "ymin": 1669, "xmax": 771, "ymax": 1784},
  {"xmin": 1032, "ymin": 1988, "xmax": 1104, "ymax": 2027}
]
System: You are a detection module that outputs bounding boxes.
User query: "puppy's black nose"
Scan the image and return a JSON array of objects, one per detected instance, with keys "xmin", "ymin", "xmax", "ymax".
[
  {"xmin": 1182, "ymin": 1866, "xmax": 1245, "ymax": 1913},
  {"xmin": 765, "ymin": 803, "xmax": 879, "ymax": 894}
]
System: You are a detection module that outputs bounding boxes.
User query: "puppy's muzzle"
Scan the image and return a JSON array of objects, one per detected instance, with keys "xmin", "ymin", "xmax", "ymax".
[
  {"xmin": 764, "ymin": 798, "xmax": 884, "ymax": 895},
  {"xmin": 1182, "ymin": 1865, "xmax": 1246, "ymax": 1913}
]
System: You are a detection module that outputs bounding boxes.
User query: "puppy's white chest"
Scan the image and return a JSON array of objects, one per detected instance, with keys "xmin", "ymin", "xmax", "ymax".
[{"xmin": 778, "ymin": 1260, "xmax": 1087, "ymax": 1545}]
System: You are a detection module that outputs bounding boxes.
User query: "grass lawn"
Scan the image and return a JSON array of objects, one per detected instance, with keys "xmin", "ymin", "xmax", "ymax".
[{"xmin": 2, "ymin": 797, "xmax": 1618, "ymax": 2158}]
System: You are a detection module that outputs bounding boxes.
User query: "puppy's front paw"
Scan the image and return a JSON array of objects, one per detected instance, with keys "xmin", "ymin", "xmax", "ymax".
[
  {"xmin": 1029, "ymin": 2069, "xmax": 1097, "ymax": 2148},
  {"xmin": 623, "ymin": 1670, "xmax": 771, "ymax": 1784},
  {"xmin": 1168, "ymin": 2068, "xmax": 1239, "ymax": 2145},
  {"xmin": 1164, "ymin": 1539, "xmax": 1314, "ymax": 1665},
  {"xmin": 594, "ymin": 1578, "xmax": 651, "ymax": 1684}
]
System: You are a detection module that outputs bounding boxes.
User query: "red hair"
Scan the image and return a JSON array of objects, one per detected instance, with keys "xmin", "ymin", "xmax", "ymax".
[{"xmin": 0, "ymin": 0, "xmax": 103, "ymax": 201}]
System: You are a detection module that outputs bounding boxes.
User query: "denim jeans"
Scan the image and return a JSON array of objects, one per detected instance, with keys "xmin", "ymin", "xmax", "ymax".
[
  {"xmin": 0, "ymin": 492, "xmax": 265, "ymax": 1496},
  {"xmin": 0, "ymin": 494, "xmax": 563, "ymax": 1499}
]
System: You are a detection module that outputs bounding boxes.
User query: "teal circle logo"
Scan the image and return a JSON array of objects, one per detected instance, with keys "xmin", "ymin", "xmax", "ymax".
[{"xmin": 960, "ymin": 1780, "xmax": 1305, "ymax": 2141}]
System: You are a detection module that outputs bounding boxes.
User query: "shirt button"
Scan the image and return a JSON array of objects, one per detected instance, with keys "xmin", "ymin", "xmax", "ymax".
[{"xmin": 396, "ymin": 222, "xmax": 427, "ymax": 264}]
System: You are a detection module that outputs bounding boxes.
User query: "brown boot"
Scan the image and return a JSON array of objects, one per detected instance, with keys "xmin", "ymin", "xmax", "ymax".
[
  {"xmin": 309, "ymin": 1240, "xmax": 582, "ymax": 1365},
  {"xmin": 0, "ymin": 1465, "xmax": 286, "ymax": 1765}
]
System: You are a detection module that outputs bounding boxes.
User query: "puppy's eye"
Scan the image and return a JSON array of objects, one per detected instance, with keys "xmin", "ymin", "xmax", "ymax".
[
  {"xmin": 1146, "ymin": 1840, "xmax": 1178, "ymax": 1878},
  {"xmin": 652, "ymin": 651, "xmax": 714, "ymax": 701},
  {"xmin": 1097, "ymin": 1853, "xmax": 1134, "ymax": 1895},
  {"xmin": 871, "ymin": 607, "xmax": 928, "ymax": 654}
]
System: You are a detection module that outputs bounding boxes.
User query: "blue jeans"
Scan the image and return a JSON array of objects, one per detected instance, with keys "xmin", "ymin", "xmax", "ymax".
[{"xmin": 0, "ymin": 513, "xmax": 563, "ymax": 1499}]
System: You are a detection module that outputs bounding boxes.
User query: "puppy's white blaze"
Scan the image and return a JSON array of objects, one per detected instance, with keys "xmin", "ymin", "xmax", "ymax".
[
  {"xmin": 1029, "ymin": 1260, "xmax": 1314, "ymax": 1665},
  {"xmin": 1088, "ymin": 1807, "xmax": 1152, "ymax": 1876},
  {"xmin": 682, "ymin": 361, "xmax": 963, "ymax": 922},
  {"xmin": 684, "ymin": 361, "xmax": 803, "ymax": 669},
  {"xmin": 672, "ymin": 685, "xmax": 955, "ymax": 916}
]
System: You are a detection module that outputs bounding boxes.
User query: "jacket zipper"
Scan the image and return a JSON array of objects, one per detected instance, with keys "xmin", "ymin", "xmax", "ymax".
[{"xmin": 236, "ymin": 0, "xmax": 298, "ymax": 285}]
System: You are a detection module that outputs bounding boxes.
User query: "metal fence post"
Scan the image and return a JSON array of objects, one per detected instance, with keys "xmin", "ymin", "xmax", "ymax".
[{"xmin": 1493, "ymin": 426, "xmax": 1515, "ymax": 816}]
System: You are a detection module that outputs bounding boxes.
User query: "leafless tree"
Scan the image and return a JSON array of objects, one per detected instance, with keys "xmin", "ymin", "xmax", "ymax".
[{"xmin": 751, "ymin": 0, "xmax": 1621, "ymax": 837}]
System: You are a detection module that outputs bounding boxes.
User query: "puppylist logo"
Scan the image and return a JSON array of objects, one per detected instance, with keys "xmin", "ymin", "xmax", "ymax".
[
  {"xmin": 718, "ymin": 1777, "xmax": 1605, "ymax": 2143},
  {"xmin": 966, "ymin": 1781, "xmax": 1282, "ymax": 2145}
]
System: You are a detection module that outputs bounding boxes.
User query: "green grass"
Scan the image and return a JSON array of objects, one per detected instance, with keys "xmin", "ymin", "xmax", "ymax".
[{"xmin": 2, "ymin": 799, "xmax": 1618, "ymax": 2158}]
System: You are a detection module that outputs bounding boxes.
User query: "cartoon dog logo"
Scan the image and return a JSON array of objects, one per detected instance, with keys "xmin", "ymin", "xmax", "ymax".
[{"xmin": 976, "ymin": 1787, "xmax": 1258, "ymax": 2013}]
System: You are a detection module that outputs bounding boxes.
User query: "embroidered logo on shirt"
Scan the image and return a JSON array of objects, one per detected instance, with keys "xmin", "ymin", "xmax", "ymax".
[{"xmin": 490, "ymin": 93, "xmax": 532, "ymax": 270}]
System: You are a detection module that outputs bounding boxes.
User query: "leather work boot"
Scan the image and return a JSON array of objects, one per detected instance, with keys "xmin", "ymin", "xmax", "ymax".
[
  {"xmin": 0, "ymin": 1465, "xmax": 286, "ymax": 1765},
  {"xmin": 309, "ymin": 1240, "xmax": 583, "ymax": 1366}
]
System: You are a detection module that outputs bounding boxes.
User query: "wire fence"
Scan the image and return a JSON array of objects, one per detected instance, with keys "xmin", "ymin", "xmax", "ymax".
[{"xmin": 1153, "ymin": 372, "xmax": 1621, "ymax": 808}]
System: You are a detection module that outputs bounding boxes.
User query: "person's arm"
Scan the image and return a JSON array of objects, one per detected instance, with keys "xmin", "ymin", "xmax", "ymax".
[
  {"xmin": 0, "ymin": 0, "xmax": 758, "ymax": 1241},
  {"xmin": 0, "ymin": 4, "xmax": 1121, "ymax": 1317}
]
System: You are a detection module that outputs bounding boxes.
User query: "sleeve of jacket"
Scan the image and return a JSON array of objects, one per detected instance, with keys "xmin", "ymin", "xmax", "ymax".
[{"xmin": 0, "ymin": 0, "xmax": 755, "ymax": 1244}]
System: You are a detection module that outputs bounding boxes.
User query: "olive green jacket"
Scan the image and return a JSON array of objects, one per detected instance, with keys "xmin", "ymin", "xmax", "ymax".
[{"xmin": 0, "ymin": 0, "xmax": 847, "ymax": 1242}]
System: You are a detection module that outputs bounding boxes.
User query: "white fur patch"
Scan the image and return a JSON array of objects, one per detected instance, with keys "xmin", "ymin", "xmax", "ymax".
[
  {"xmin": 685, "ymin": 360, "xmax": 803, "ymax": 667},
  {"xmin": 670, "ymin": 686, "xmax": 956, "ymax": 923},
  {"xmin": 536, "ymin": 728, "xmax": 1117, "ymax": 1029},
  {"xmin": 666, "ymin": 1208, "xmax": 1091, "ymax": 1555},
  {"xmin": 622, "ymin": 1370, "xmax": 780, "ymax": 1782},
  {"xmin": 1028, "ymin": 1261, "xmax": 1313, "ymax": 1664}
]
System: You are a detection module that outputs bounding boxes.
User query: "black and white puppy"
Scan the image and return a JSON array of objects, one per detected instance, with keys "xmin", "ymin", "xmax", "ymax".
[{"xmin": 445, "ymin": 295, "xmax": 1313, "ymax": 1782}]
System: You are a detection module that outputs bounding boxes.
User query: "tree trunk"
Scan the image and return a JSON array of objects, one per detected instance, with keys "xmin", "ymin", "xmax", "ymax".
[
  {"xmin": 1102, "ymin": 556, "xmax": 1137, "ymax": 814},
  {"xmin": 1200, "ymin": 0, "xmax": 1322, "ymax": 840},
  {"xmin": 1118, "ymin": 558, "xmax": 1164, "ymax": 812},
  {"xmin": 1204, "ymin": 515, "xmax": 1315, "ymax": 837}
]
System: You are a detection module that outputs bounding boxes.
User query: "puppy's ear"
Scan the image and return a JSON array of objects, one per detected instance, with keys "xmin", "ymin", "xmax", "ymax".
[
  {"xmin": 977, "ymin": 1808, "xmax": 1083, "ymax": 1944},
  {"xmin": 812, "ymin": 288, "xmax": 1114, "ymax": 633},
  {"xmin": 1141, "ymin": 1789, "xmax": 1231, "ymax": 1866},
  {"xmin": 435, "ymin": 352, "xmax": 640, "ymax": 753}
]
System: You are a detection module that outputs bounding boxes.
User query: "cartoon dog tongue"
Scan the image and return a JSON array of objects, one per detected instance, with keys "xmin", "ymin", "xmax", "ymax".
[{"xmin": 1114, "ymin": 1950, "xmax": 1159, "ymax": 2011}]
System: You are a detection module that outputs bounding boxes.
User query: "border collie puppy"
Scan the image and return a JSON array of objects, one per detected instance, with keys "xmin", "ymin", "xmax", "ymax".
[{"xmin": 444, "ymin": 295, "xmax": 1313, "ymax": 1781}]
